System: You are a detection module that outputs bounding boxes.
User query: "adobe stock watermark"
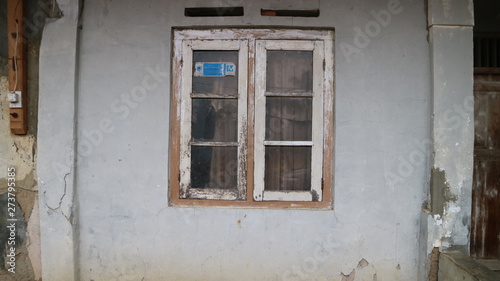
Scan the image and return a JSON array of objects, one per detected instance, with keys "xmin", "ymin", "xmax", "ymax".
[
  {"xmin": 50, "ymin": 64, "xmax": 168, "ymax": 180},
  {"xmin": 281, "ymin": 233, "xmax": 339, "ymax": 281},
  {"xmin": 340, "ymin": 0, "xmax": 403, "ymax": 63},
  {"xmin": 384, "ymin": 95, "xmax": 474, "ymax": 188},
  {"xmin": 6, "ymin": 167, "xmax": 17, "ymax": 274}
]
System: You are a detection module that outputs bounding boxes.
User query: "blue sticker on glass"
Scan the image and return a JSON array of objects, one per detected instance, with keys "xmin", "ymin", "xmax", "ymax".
[
  {"xmin": 225, "ymin": 63, "xmax": 235, "ymax": 75},
  {"xmin": 203, "ymin": 63, "xmax": 225, "ymax": 76},
  {"xmin": 194, "ymin": 62, "xmax": 236, "ymax": 77}
]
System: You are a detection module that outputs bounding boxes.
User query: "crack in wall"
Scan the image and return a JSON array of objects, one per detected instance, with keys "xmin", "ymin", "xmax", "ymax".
[{"xmin": 43, "ymin": 158, "xmax": 73, "ymax": 223}]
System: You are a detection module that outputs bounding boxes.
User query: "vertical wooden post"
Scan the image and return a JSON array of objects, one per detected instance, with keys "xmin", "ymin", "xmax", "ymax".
[{"xmin": 7, "ymin": 0, "xmax": 27, "ymax": 135}]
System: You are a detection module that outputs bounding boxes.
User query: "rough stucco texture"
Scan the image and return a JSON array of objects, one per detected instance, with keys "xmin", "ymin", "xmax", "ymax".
[{"xmin": 0, "ymin": 76, "xmax": 38, "ymax": 280}]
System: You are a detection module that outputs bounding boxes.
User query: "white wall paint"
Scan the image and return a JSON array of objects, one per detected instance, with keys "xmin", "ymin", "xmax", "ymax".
[{"xmin": 41, "ymin": 0, "xmax": 437, "ymax": 280}]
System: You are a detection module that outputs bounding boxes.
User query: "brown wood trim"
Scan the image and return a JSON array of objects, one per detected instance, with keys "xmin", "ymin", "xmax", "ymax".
[
  {"xmin": 260, "ymin": 9, "xmax": 320, "ymax": 18},
  {"xmin": 7, "ymin": 0, "xmax": 27, "ymax": 135},
  {"xmin": 474, "ymin": 149, "xmax": 500, "ymax": 159},
  {"xmin": 474, "ymin": 89, "xmax": 500, "ymax": 94},
  {"xmin": 169, "ymin": 29, "xmax": 335, "ymax": 210},
  {"xmin": 322, "ymin": 38, "xmax": 335, "ymax": 207},
  {"xmin": 170, "ymin": 198, "xmax": 333, "ymax": 209},
  {"xmin": 246, "ymin": 39, "xmax": 256, "ymax": 203},
  {"xmin": 168, "ymin": 39, "xmax": 182, "ymax": 204},
  {"xmin": 474, "ymin": 68, "xmax": 500, "ymax": 75}
]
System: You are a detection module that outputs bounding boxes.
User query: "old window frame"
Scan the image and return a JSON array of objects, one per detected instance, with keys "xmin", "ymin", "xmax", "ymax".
[
  {"xmin": 254, "ymin": 40, "xmax": 324, "ymax": 202},
  {"xmin": 170, "ymin": 28, "xmax": 334, "ymax": 209},
  {"xmin": 178, "ymin": 40, "xmax": 248, "ymax": 200}
]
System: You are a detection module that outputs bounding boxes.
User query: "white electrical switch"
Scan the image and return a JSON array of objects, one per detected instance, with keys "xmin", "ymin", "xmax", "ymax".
[
  {"xmin": 8, "ymin": 91, "xmax": 22, "ymax": 108},
  {"xmin": 8, "ymin": 92, "xmax": 18, "ymax": 102}
]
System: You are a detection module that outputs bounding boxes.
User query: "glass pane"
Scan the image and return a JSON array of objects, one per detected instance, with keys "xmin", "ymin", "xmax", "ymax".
[
  {"xmin": 193, "ymin": 51, "xmax": 238, "ymax": 97},
  {"xmin": 266, "ymin": 51, "xmax": 313, "ymax": 93},
  {"xmin": 191, "ymin": 146, "xmax": 237, "ymax": 189},
  {"xmin": 264, "ymin": 146, "xmax": 311, "ymax": 191},
  {"xmin": 192, "ymin": 99, "xmax": 238, "ymax": 142},
  {"xmin": 266, "ymin": 97, "xmax": 312, "ymax": 141}
]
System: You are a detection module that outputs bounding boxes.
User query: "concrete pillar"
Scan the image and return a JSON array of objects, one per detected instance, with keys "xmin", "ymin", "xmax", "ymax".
[
  {"xmin": 37, "ymin": 0, "xmax": 81, "ymax": 280},
  {"xmin": 426, "ymin": 0, "xmax": 474, "ymax": 256}
]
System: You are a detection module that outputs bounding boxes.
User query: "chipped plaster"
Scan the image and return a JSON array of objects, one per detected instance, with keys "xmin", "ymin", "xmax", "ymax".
[{"xmin": 1, "ymin": 75, "xmax": 40, "ymax": 279}]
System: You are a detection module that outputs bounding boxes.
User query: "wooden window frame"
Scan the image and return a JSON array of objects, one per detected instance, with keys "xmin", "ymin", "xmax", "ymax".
[
  {"xmin": 254, "ymin": 40, "xmax": 324, "ymax": 202},
  {"xmin": 178, "ymin": 40, "xmax": 248, "ymax": 201},
  {"xmin": 170, "ymin": 27, "xmax": 335, "ymax": 209}
]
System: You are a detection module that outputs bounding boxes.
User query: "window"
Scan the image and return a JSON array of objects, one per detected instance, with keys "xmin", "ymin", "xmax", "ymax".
[{"xmin": 170, "ymin": 28, "xmax": 334, "ymax": 208}]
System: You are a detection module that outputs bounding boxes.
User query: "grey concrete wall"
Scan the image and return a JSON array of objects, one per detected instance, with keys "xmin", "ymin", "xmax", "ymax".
[{"xmin": 35, "ymin": 0, "xmax": 469, "ymax": 280}]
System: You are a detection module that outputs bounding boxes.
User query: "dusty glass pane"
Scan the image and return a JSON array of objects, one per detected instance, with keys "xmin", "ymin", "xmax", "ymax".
[
  {"xmin": 264, "ymin": 146, "xmax": 311, "ymax": 191},
  {"xmin": 192, "ymin": 99, "xmax": 238, "ymax": 142},
  {"xmin": 266, "ymin": 51, "xmax": 313, "ymax": 92},
  {"xmin": 191, "ymin": 146, "xmax": 238, "ymax": 189},
  {"xmin": 193, "ymin": 51, "xmax": 238, "ymax": 96},
  {"xmin": 266, "ymin": 97, "xmax": 312, "ymax": 141}
]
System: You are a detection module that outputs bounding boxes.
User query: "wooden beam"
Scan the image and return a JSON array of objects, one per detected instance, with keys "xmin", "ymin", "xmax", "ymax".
[{"xmin": 7, "ymin": 0, "xmax": 27, "ymax": 135}]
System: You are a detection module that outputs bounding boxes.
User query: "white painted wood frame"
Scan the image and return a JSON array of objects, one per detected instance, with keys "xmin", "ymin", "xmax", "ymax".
[
  {"xmin": 179, "ymin": 40, "xmax": 248, "ymax": 200},
  {"xmin": 254, "ymin": 40, "xmax": 324, "ymax": 202},
  {"xmin": 171, "ymin": 28, "xmax": 334, "ymax": 208}
]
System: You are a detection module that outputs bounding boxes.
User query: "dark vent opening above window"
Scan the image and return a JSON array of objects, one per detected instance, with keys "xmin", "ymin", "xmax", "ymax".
[
  {"xmin": 185, "ymin": 7, "xmax": 244, "ymax": 17},
  {"xmin": 261, "ymin": 9, "xmax": 320, "ymax": 17},
  {"xmin": 474, "ymin": 34, "xmax": 500, "ymax": 68}
]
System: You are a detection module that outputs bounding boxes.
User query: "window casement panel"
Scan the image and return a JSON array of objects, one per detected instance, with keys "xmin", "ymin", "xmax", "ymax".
[
  {"xmin": 254, "ymin": 40, "xmax": 324, "ymax": 202},
  {"xmin": 179, "ymin": 40, "xmax": 248, "ymax": 200}
]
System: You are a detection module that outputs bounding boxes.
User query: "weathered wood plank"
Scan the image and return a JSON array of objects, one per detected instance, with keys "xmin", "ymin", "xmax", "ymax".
[
  {"xmin": 472, "ymin": 74, "xmax": 500, "ymax": 259},
  {"xmin": 7, "ymin": 0, "xmax": 27, "ymax": 134}
]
